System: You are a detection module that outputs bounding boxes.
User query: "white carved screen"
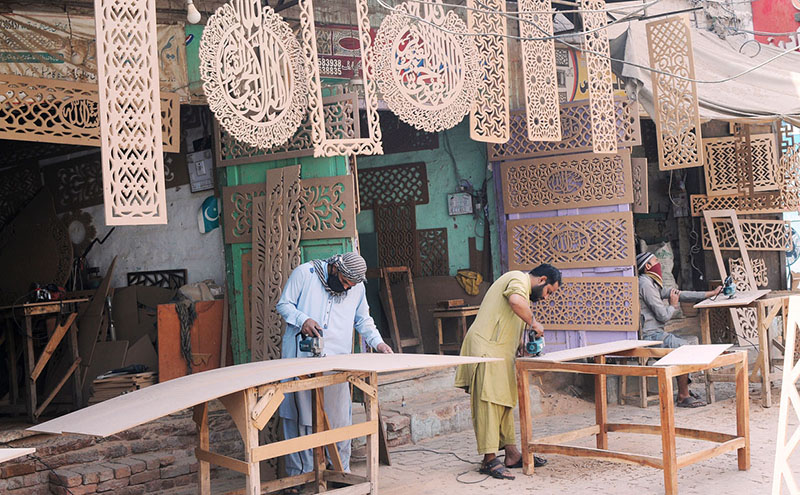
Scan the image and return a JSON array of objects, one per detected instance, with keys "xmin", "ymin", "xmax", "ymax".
[{"xmin": 581, "ymin": 0, "xmax": 617, "ymax": 154}]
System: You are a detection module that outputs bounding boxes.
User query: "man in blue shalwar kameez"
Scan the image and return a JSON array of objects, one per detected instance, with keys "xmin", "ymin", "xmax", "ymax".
[{"xmin": 277, "ymin": 252, "xmax": 392, "ymax": 480}]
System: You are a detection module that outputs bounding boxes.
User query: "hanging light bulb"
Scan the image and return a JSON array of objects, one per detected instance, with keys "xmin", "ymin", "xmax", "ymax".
[{"xmin": 186, "ymin": 0, "xmax": 202, "ymax": 24}]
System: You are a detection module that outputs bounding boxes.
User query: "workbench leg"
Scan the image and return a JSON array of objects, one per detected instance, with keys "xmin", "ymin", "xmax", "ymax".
[
  {"xmin": 639, "ymin": 357, "xmax": 648, "ymax": 409},
  {"xmin": 193, "ymin": 403, "xmax": 211, "ymax": 495},
  {"xmin": 243, "ymin": 389, "xmax": 261, "ymax": 495},
  {"xmin": 459, "ymin": 316, "xmax": 467, "ymax": 348},
  {"xmin": 366, "ymin": 372, "xmax": 379, "ymax": 494},
  {"xmin": 68, "ymin": 319, "xmax": 82, "ymax": 408},
  {"xmin": 758, "ymin": 312, "xmax": 771, "ymax": 408},
  {"xmin": 435, "ymin": 318, "xmax": 444, "ymax": 355},
  {"xmin": 594, "ymin": 356, "xmax": 608, "ymax": 450},
  {"xmin": 735, "ymin": 355, "xmax": 751, "ymax": 471},
  {"xmin": 700, "ymin": 309, "xmax": 715, "ymax": 404},
  {"xmin": 658, "ymin": 369, "xmax": 678, "ymax": 495},
  {"xmin": 8, "ymin": 327, "xmax": 18, "ymax": 405},
  {"xmin": 312, "ymin": 383, "xmax": 327, "ymax": 493},
  {"xmin": 516, "ymin": 366, "xmax": 534, "ymax": 475},
  {"xmin": 24, "ymin": 316, "xmax": 36, "ymax": 423}
]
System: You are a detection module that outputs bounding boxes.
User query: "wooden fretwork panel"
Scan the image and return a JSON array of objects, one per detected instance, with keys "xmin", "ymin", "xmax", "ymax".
[
  {"xmin": 581, "ymin": 0, "xmax": 617, "ymax": 154},
  {"xmin": 507, "ymin": 212, "xmax": 635, "ymax": 270},
  {"xmin": 701, "ymin": 218, "xmax": 791, "ymax": 252},
  {"xmin": 531, "ymin": 277, "xmax": 639, "ymax": 331},
  {"xmin": 358, "ymin": 163, "xmax": 429, "ymax": 211},
  {"xmin": 632, "ymin": 157, "xmax": 649, "ymax": 214},
  {"xmin": 772, "ymin": 296, "xmax": 800, "ymax": 495},
  {"xmin": 499, "ymin": 151, "xmax": 633, "ymax": 213},
  {"xmin": 647, "ymin": 15, "xmax": 703, "ymax": 170},
  {"xmin": 703, "ymin": 134, "xmax": 779, "ymax": 196}
]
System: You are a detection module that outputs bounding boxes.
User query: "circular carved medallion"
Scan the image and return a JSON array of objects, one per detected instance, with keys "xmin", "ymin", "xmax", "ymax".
[
  {"xmin": 374, "ymin": 2, "xmax": 480, "ymax": 132},
  {"xmin": 200, "ymin": 2, "xmax": 307, "ymax": 149}
]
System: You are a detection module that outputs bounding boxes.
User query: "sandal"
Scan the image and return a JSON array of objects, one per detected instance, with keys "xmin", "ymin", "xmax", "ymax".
[
  {"xmin": 505, "ymin": 455, "xmax": 547, "ymax": 468},
  {"xmin": 479, "ymin": 458, "xmax": 515, "ymax": 480},
  {"xmin": 677, "ymin": 395, "xmax": 706, "ymax": 408}
]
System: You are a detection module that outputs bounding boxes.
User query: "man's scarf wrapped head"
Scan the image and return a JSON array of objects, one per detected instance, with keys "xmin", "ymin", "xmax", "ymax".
[{"xmin": 312, "ymin": 252, "xmax": 367, "ymax": 298}]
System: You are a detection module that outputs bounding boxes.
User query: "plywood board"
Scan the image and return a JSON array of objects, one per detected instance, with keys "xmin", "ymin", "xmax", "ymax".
[
  {"xmin": 693, "ymin": 290, "xmax": 770, "ymax": 308},
  {"xmin": 652, "ymin": 344, "xmax": 732, "ymax": 366},
  {"xmin": 528, "ymin": 340, "xmax": 660, "ymax": 362},
  {"xmin": 28, "ymin": 354, "xmax": 498, "ymax": 438},
  {"xmin": 507, "ymin": 212, "xmax": 635, "ymax": 270},
  {"xmin": 499, "ymin": 151, "xmax": 633, "ymax": 214},
  {"xmin": 531, "ymin": 277, "xmax": 640, "ymax": 331},
  {"xmin": 0, "ymin": 448, "xmax": 35, "ymax": 464}
]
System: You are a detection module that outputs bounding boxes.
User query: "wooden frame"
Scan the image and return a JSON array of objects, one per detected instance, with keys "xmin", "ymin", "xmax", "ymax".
[
  {"xmin": 507, "ymin": 212, "xmax": 635, "ymax": 270},
  {"xmin": 517, "ymin": 347, "xmax": 750, "ymax": 495},
  {"xmin": 772, "ymin": 295, "xmax": 800, "ymax": 494},
  {"xmin": 433, "ymin": 306, "xmax": 480, "ymax": 354},
  {"xmin": 703, "ymin": 133, "xmax": 779, "ymax": 196},
  {"xmin": 531, "ymin": 277, "xmax": 639, "ymax": 331},
  {"xmin": 701, "ymin": 218, "xmax": 791, "ymax": 251},
  {"xmin": 366, "ymin": 267, "xmax": 423, "ymax": 354}
]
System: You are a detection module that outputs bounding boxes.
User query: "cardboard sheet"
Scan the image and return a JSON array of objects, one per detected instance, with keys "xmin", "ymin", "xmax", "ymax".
[
  {"xmin": 0, "ymin": 448, "xmax": 35, "ymax": 464},
  {"xmin": 652, "ymin": 344, "xmax": 732, "ymax": 366}
]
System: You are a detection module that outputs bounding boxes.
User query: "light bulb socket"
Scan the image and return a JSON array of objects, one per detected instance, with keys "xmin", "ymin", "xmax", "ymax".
[{"xmin": 187, "ymin": 0, "xmax": 201, "ymax": 24}]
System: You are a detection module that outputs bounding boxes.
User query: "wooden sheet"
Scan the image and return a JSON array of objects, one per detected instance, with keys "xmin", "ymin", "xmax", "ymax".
[
  {"xmin": 652, "ymin": 344, "xmax": 732, "ymax": 366},
  {"xmin": 0, "ymin": 448, "xmax": 35, "ymax": 464},
  {"xmin": 693, "ymin": 290, "xmax": 770, "ymax": 309},
  {"xmin": 28, "ymin": 354, "xmax": 497, "ymax": 437},
  {"xmin": 526, "ymin": 340, "xmax": 660, "ymax": 362}
]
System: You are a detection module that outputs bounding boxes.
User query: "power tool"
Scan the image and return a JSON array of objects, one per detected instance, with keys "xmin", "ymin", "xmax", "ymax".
[
  {"xmin": 721, "ymin": 276, "xmax": 736, "ymax": 299},
  {"xmin": 525, "ymin": 329, "xmax": 545, "ymax": 356},
  {"xmin": 299, "ymin": 330, "xmax": 324, "ymax": 357}
]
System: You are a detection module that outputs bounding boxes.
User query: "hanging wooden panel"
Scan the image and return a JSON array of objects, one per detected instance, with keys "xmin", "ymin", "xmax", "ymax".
[
  {"xmin": 0, "ymin": 74, "xmax": 179, "ymax": 152},
  {"xmin": 646, "ymin": 15, "xmax": 703, "ymax": 170},
  {"xmin": 299, "ymin": 175, "xmax": 357, "ymax": 240},
  {"xmin": 777, "ymin": 119, "xmax": 799, "ymax": 156},
  {"xmin": 772, "ymin": 296, "xmax": 800, "ymax": 495},
  {"xmin": 241, "ymin": 251, "xmax": 253, "ymax": 350},
  {"xmin": 94, "ymin": 0, "xmax": 167, "ymax": 225},
  {"xmin": 632, "ymin": 157, "xmax": 649, "ymax": 214},
  {"xmin": 373, "ymin": 1, "xmax": 480, "ymax": 133},
  {"xmin": 418, "ymin": 228, "xmax": 449, "ymax": 277},
  {"xmin": 703, "ymin": 134, "xmax": 779, "ymax": 196},
  {"xmin": 701, "ymin": 218, "xmax": 791, "ymax": 251},
  {"xmin": 200, "ymin": 1, "xmax": 307, "ymax": 150},
  {"xmin": 358, "ymin": 163, "xmax": 429, "ymax": 210},
  {"xmin": 298, "ymin": 0, "xmax": 383, "ymax": 156},
  {"xmin": 467, "ymin": 0, "xmax": 510, "ymax": 143},
  {"xmin": 499, "ymin": 151, "xmax": 633, "ymax": 214},
  {"xmin": 375, "ymin": 202, "xmax": 420, "ymax": 276},
  {"xmin": 581, "ymin": 0, "xmax": 617, "ymax": 154},
  {"xmin": 222, "ymin": 184, "xmax": 265, "ymax": 244},
  {"xmin": 729, "ymin": 257, "xmax": 768, "ymax": 288},
  {"xmin": 127, "ymin": 269, "xmax": 187, "ymax": 289},
  {"xmin": 531, "ymin": 277, "xmax": 639, "ymax": 331},
  {"xmin": 507, "ymin": 212, "xmax": 635, "ymax": 270},
  {"xmin": 488, "ymin": 99, "xmax": 640, "ymax": 162},
  {"xmin": 519, "ymin": 0, "xmax": 561, "ymax": 142},
  {"xmin": 734, "ymin": 123, "xmax": 756, "ymax": 195},
  {"xmin": 690, "ymin": 191, "xmax": 800, "ymax": 216}
]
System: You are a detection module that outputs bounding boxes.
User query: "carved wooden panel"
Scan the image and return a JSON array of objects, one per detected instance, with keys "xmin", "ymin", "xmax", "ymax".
[
  {"xmin": 519, "ymin": 0, "xmax": 561, "ymax": 142},
  {"xmin": 375, "ymin": 202, "xmax": 420, "ymax": 276},
  {"xmin": 0, "ymin": 164, "xmax": 41, "ymax": 230},
  {"xmin": 703, "ymin": 134, "xmax": 779, "ymax": 196},
  {"xmin": 95, "ymin": 0, "xmax": 167, "ymax": 225},
  {"xmin": 299, "ymin": 0, "xmax": 383, "ymax": 156},
  {"xmin": 701, "ymin": 218, "xmax": 791, "ymax": 251},
  {"xmin": 729, "ymin": 258, "xmax": 768, "ymax": 288},
  {"xmin": 646, "ymin": 15, "xmax": 703, "ymax": 170},
  {"xmin": 777, "ymin": 119, "xmax": 799, "ymax": 156},
  {"xmin": 507, "ymin": 212, "xmax": 635, "ymax": 270},
  {"xmin": 467, "ymin": 0, "xmax": 509, "ymax": 143},
  {"xmin": 127, "ymin": 269, "xmax": 187, "ymax": 289},
  {"xmin": 358, "ymin": 163, "xmax": 429, "ymax": 210},
  {"xmin": 376, "ymin": 111, "xmax": 440, "ymax": 155},
  {"xmin": 632, "ymin": 157, "xmax": 649, "ymax": 214},
  {"xmin": 499, "ymin": 151, "xmax": 633, "ymax": 214},
  {"xmin": 241, "ymin": 251, "xmax": 253, "ymax": 349},
  {"xmin": 418, "ymin": 228, "xmax": 449, "ymax": 277},
  {"xmin": 0, "ymin": 74, "xmax": 179, "ymax": 152},
  {"xmin": 772, "ymin": 297, "xmax": 800, "ymax": 494},
  {"xmin": 373, "ymin": 1, "xmax": 480, "ymax": 133},
  {"xmin": 200, "ymin": 1, "xmax": 307, "ymax": 150},
  {"xmin": 222, "ymin": 184, "xmax": 264, "ymax": 244},
  {"xmin": 734, "ymin": 123, "xmax": 755, "ymax": 195},
  {"xmin": 531, "ymin": 277, "xmax": 639, "ymax": 331},
  {"xmin": 582, "ymin": 0, "xmax": 617, "ymax": 154},
  {"xmin": 488, "ymin": 99, "xmax": 640, "ymax": 161},
  {"xmin": 299, "ymin": 175, "xmax": 357, "ymax": 240}
]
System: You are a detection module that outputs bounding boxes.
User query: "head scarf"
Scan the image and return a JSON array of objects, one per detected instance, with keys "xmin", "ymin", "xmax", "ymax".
[{"xmin": 311, "ymin": 252, "xmax": 367, "ymax": 300}]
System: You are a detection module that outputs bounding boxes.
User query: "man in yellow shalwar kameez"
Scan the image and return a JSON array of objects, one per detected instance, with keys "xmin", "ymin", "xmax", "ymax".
[{"xmin": 455, "ymin": 264, "xmax": 561, "ymax": 480}]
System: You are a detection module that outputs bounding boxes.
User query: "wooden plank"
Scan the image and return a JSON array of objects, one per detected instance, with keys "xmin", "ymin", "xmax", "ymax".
[
  {"xmin": 195, "ymin": 448, "xmax": 249, "ymax": 474},
  {"xmin": 217, "ymin": 473, "xmax": 315, "ymax": 495},
  {"xmin": 693, "ymin": 290, "xmax": 770, "ymax": 308},
  {"xmin": 652, "ymin": 345, "xmax": 732, "ymax": 366},
  {"xmin": 31, "ymin": 313, "xmax": 78, "ymax": 381},
  {"xmin": 365, "ymin": 372, "xmax": 379, "ymax": 493},
  {"xmin": 77, "ymin": 257, "xmax": 117, "ymax": 377},
  {"xmin": 251, "ymin": 421, "xmax": 377, "ymax": 462},
  {"xmin": 677, "ymin": 438, "xmax": 746, "ymax": 469},
  {"xmin": 606, "ymin": 423, "xmax": 739, "ymax": 443},
  {"xmin": 0, "ymin": 448, "xmax": 35, "ymax": 464},
  {"xmin": 657, "ymin": 368, "xmax": 679, "ymax": 494},
  {"xmin": 194, "ymin": 403, "xmax": 211, "ymax": 495},
  {"xmin": 735, "ymin": 356, "xmax": 750, "ymax": 471},
  {"xmin": 533, "ymin": 425, "xmax": 601, "ymax": 445},
  {"xmin": 519, "ymin": 360, "xmax": 661, "ymax": 377},
  {"xmin": 595, "ymin": 355, "xmax": 608, "ymax": 450},
  {"xmin": 772, "ymin": 296, "xmax": 800, "ymax": 493},
  {"xmin": 324, "ymin": 471, "xmax": 367, "ymax": 485},
  {"xmin": 517, "ymin": 361, "xmax": 535, "ymax": 475},
  {"xmin": 35, "ymin": 358, "xmax": 81, "ymax": 418},
  {"xmin": 531, "ymin": 443, "xmax": 662, "ymax": 469},
  {"xmin": 529, "ymin": 340, "xmax": 660, "ymax": 362}
]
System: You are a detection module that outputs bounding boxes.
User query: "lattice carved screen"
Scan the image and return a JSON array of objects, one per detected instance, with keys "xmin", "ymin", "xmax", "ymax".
[
  {"xmin": 0, "ymin": 74, "xmax": 179, "ymax": 152},
  {"xmin": 531, "ymin": 277, "xmax": 639, "ymax": 331},
  {"xmin": 701, "ymin": 219, "xmax": 791, "ymax": 251},
  {"xmin": 0, "ymin": 164, "xmax": 41, "ymax": 230},
  {"xmin": 507, "ymin": 212, "xmax": 635, "ymax": 270},
  {"xmin": 488, "ymin": 99, "xmax": 640, "ymax": 162},
  {"xmin": 500, "ymin": 151, "xmax": 633, "ymax": 213},
  {"xmin": 466, "ymin": 0, "xmax": 510, "ymax": 143},
  {"xmin": 646, "ymin": 15, "xmax": 703, "ymax": 170},
  {"xmin": 582, "ymin": 0, "xmax": 617, "ymax": 154},
  {"xmin": 729, "ymin": 258, "xmax": 768, "ymax": 288},
  {"xmin": 94, "ymin": 0, "xmax": 167, "ymax": 225},
  {"xmin": 519, "ymin": 0, "xmax": 561, "ymax": 142},
  {"xmin": 632, "ymin": 157, "xmax": 649, "ymax": 214},
  {"xmin": 375, "ymin": 202, "xmax": 420, "ymax": 276},
  {"xmin": 358, "ymin": 163, "xmax": 429, "ymax": 211},
  {"xmin": 418, "ymin": 228, "xmax": 449, "ymax": 277},
  {"xmin": 703, "ymin": 134, "xmax": 779, "ymax": 196},
  {"xmin": 772, "ymin": 297, "xmax": 800, "ymax": 494},
  {"xmin": 127, "ymin": 269, "xmax": 187, "ymax": 289}
]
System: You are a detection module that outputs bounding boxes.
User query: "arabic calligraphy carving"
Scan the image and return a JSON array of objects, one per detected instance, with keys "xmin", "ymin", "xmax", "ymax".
[
  {"xmin": 200, "ymin": 0, "xmax": 307, "ymax": 150},
  {"xmin": 374, "ymin": 1, "xmax": 481, "ymax": 132}
]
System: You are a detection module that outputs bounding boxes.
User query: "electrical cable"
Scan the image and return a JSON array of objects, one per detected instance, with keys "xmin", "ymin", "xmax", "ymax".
[{"xmin": 0, "ymin": 441, "xmax": 75, "ymax": 495}]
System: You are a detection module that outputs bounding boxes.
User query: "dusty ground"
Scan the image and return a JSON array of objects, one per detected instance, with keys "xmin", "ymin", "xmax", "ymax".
[{"xmin": 353, "ymin": 382, "xmax": 799, "ymax": 495}]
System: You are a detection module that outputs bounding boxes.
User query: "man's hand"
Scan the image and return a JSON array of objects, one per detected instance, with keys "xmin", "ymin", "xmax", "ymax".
[
  {"xmin": 669, "ymin": 288, "xmax": 680, "ymax": 308},
  {"xmin": 531, "ymin": 320, "xmax": 544, "ymax": 338},
  {"xmin": 706, "ymin": 286, "xmax": 722, "ymax": 298},
  {"xmin": 376, "ymin": 343, "xmax": 393, "ymax": 354},
  {"xmin": 301, "ymin": 318, "xmax": 323, "ymax": 337}
]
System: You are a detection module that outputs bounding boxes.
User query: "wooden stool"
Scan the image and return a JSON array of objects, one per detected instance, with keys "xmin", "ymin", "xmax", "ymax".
[{"xmin": 433, "ymin": 306, "xmax": 479, "ymax": 354}]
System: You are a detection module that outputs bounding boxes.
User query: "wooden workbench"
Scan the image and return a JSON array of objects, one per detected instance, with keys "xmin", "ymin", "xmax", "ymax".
[{"xmin": 517, "ymin": 342, "xmax": 749, "ymax": 495}]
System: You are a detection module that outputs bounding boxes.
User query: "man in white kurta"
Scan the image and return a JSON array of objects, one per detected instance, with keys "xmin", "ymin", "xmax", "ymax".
[{"xmin": 277, "ymin": 252, "xmax": 392, "ymax": 477}]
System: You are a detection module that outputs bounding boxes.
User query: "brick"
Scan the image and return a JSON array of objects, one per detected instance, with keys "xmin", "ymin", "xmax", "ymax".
[
  {"xmin": 0, "ymin": 462, "xmax": 36, "ymax": 478},
  {"xmin": 114, "ymin": 485, "xmax": 147, "ymax": 495},
  {"xmin": 94, "ymin": 465, "xmax": 115, "ymax": 483},
  {"xmin": 116, "ymin": 457, "xmax": 147, "ymax": 474},
  {"xmin": 129, "ymin": 439, "xmax": 162, "ymax": 454},
  {"xmin": 158, "ymin": 454, "xmax": 176, "ymax": 467},
  {"xmin": 100, "ymin": 461, "xmax": 131, "ymax": 479},
  {"xmin": 68, "ymin": 465, "xmax": 100, "ymax": 485},
  {"xmin": 129, "ymin": 469, "xmax": 159, "ymax": 485},
  {"xmin": 129, "ymin": 453, "xmax": 161, "ymax": 470},
  {"xmin": 160, "ymin": 462, "xmax": 193, "ymax": 479},
  {"xmin": 51, "ymin": 484, "xmax": 98, "ymax": 495},
  {"xmin": 21, "ymin": 472, "xmax": 47, "ymax": 487},
  {"xmin": 3, "ymin": 476, "xmax": 24, "ymax": 490},
  {"xmin": 7, "ymin": 485, "xmax": 51, "ymax": 495},
  {"xmin": 145, "ymin": 477, "xmax": 175, "ymax": 492},
  {"xmin": 34, "ymin": 437, "xmax": 95, "ymax": 457},
  {"xmin": 96, "ymin": 477, "xmax": 130, "ymax": 492},
  {"xmin": 49, "ymin": 469, "xmax": 83, "ymax": 487}
]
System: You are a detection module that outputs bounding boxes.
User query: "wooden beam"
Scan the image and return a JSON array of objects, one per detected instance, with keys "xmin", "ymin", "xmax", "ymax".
[
  {"xmin": 251, "ymin": 389, "xmax": 284, "ymax": 431},
  {"xmin": 348, "ymin": 376, "xmax": 377, "ymax": 399},
  {"xmin": 34, "ymin": 358, "xmax": 80, "ymax": 418},
  {"xmin": 676, "ymin": 438, "xmax": 746, "ymax": 468},
  {"xmin": 530, "ymin": 340, "xmax": 660, "ymax": 362},
  {"xmin": 195, "ymin": 448, "xmax": 249, "ymax": 474},
  {"xmin": 31, "ymin": 313, "xmax": 77, "ymax": 381},
  {"xmin": 251, "ymin": 421, "xmax": 377, "ymax": 462},
  {"xmin": 531, "ymin": 443, "xmax": 663, "ymax": 469},
  {"xmin": 324, "ymin": 471, "xmax": 368, "ymax": 485},
  {"xmin": 533, "ymin": 425, "xmax": 601, "ymax": 445},
  {"xmin": 657, "ymin": 368, "xmax": 679, "ymax": 494},
  {"xmin": 193, "ymin": 403, "xmax": 211, "ymax": 495},
  {"xmin": 605, "ymin": 424, "xmax": 739, "ymax": 443},
  {"xmin": 322, "ymin": 409, "xmax": 344, "ymax": 472},
  {"xmin": 217, "ymin": 472, "xmax": 315, "ymax": 495},
  {"xmin": 518, "ymin": 360, "xmax": 660, "ymax": 377}
]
